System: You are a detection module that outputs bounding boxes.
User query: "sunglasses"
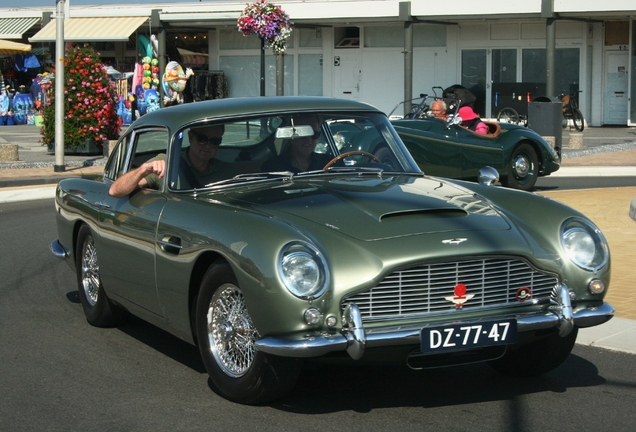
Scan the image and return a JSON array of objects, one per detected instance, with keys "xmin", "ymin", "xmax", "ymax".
[{"xmin": 194, "ymin": 133, "xmax": 222, "ymax": 147}]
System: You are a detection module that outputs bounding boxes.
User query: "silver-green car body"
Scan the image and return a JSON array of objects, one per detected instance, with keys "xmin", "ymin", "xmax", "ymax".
[{"xmin": 51, "ymin": 96, "xmax": 613, "ymax": 404}]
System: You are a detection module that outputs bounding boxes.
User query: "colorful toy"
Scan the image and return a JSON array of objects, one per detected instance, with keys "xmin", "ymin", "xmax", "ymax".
[{"xmin": 161, "ymin": 61, "xmax": 194, "ymax": 106}]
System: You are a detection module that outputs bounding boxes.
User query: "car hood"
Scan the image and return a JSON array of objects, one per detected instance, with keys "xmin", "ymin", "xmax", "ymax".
[{"xmin": 223, "ymin": 175, "xmax": 510, "ymax": 241}]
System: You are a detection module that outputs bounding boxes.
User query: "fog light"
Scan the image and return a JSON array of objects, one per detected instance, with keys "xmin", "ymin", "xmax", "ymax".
[
  {"xmin": 588, "ymin": 279, "xmax": 605, "ymax": 295},
  {"xmin": 304, "ymin": 308, "xmax": 322, "ymax": 325},
  {"xmin": 326, "ymin": 315, "xmax": 337, "ymax": 327}
]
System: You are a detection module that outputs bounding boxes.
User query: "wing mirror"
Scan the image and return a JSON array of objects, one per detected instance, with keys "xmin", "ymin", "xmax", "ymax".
[{"xmin": 478, "ymin": 166, "xmax": 500, "ymax": 186}]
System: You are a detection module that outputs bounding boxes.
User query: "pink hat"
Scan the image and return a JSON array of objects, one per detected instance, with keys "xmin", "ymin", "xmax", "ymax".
[{"xmin": 458, "ymin": 106, "xmax": 477, "ymax": 121}]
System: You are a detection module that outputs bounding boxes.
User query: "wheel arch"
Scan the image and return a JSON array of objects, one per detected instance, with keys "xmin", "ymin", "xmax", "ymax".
[{"xmin": 188, "ymin": 251, "xmax": 229, "ymax": 345}]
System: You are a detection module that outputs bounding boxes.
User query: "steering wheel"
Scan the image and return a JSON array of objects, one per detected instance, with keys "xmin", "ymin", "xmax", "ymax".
[{"xmin": 323, "ymin": 151, "xmax": 380, "ymax": 169}]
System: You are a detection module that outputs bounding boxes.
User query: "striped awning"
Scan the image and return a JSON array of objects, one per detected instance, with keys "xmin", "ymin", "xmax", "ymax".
[
  {"xmin": 0, "ymin": 39, "xmax": 32, "ymax": 56},
  {"xmin": 29, "ymin": 16, "xmax": 148, "ymax": 42},
  {"xmin": 0, "ymin": 17, "xmax": 40, "ymax": 39}
]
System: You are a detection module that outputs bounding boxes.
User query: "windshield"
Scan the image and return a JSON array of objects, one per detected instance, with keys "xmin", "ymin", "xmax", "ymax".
[{"xmin": 168, "ymin": 112, "xmax": 420, "ymax": 191}]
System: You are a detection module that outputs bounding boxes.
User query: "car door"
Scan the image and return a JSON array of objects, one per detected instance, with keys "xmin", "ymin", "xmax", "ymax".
[
  {"xmin": 97, "ymin": 128, "xmax": 169, "ymax": 316},
  {"xmin": 453, "ymin": 124, "xmax": 503, "ymax": 180},
  {"xmin": 393, "ymin": 119, "xmax": 461, "ymax": 179}
]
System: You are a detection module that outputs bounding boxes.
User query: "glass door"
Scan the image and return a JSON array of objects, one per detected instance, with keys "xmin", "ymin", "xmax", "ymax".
[{"xmin": 461, "ymin": 49, "xmax": 488, "ymax": 117}]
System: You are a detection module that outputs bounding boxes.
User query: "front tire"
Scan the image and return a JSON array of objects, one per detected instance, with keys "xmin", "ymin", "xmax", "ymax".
[
  {"xmin": 488, "ymin": 328, "xmax": 578, "ymax": 377},
  {"xmin": 500, "ymin": 143, "xmax": 539, "ymax": 191},
  {"xmin": 195, "ymin": 261, "xmax": 301, "ymax": 404},
  {"xmin": 76, "ymin": 225, "xmax": 124, "ymax": 327}
]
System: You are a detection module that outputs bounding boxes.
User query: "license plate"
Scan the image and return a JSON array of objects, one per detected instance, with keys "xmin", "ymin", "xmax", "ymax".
[{"xmin": 420, "ymin": 319, "xmax": 517, "ymax": 353}]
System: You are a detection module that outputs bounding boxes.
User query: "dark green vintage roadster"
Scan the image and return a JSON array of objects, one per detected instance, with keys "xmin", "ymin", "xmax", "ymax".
[
  {"xmin": 384, "ymin": 95, "xmax": 561, "ymax": 191},
  {"xmin": 51, "ymin": 97, "xmax": 611, "ymax": 404}
]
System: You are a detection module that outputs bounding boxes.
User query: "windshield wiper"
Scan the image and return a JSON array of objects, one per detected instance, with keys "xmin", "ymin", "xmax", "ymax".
[{"xmin": 204, "ymin": 172, "xmax": 293, "ymax": 188}]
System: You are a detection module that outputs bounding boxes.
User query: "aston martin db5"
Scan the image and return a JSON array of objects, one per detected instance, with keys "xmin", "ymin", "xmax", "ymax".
[{"xmin": 51, "ymin": 97, "xmax": 613, "ymax": 404}]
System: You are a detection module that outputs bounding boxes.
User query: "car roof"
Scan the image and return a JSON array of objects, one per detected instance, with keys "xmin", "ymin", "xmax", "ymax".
[{"xmin": 131, "ymin": 96, "xmax": 383, "ymax": 132}]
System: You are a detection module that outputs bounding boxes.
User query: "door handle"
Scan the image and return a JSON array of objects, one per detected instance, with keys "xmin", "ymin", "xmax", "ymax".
[{"xmin": 158, "ymin": 235, "xmax": 182, "ymax": 255}]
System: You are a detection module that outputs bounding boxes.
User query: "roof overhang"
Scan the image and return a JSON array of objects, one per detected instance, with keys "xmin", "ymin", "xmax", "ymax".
[
  {"xmin": 29, "ymin": 16, "xmax": 148, "ymax": 43},
  {"xmin": 0, "ymin": 17, "xmax": 41, "ymax": 40}
]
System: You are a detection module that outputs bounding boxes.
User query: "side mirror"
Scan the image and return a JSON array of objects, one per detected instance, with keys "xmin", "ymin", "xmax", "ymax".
[{"xmin": 478, "ymin": 166, "xmax": 500, "ymax": 186}]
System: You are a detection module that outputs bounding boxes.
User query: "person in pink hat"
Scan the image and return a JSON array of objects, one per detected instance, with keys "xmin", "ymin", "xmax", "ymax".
[{"xmin": 458, "ymin": 106, "xmax": 488, "ymax": 135}]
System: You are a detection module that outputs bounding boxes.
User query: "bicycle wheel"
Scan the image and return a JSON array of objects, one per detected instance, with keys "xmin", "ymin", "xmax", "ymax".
[
  {"xmin": 497, "ymin": 107, "xmax": 520, "ymax": 124},
  {"xmin": 572, "ymin": 109, "xmax": 584, "ymax": 132}
]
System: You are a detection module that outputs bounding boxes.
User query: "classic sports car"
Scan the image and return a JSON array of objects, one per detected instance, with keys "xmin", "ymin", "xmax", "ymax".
[
  {"xmin": 384, "ymin": 95, "xmax": 561, "ymax": 191},
  {"xmin": 50, "ymin": 96, "xmax": 613, "ymax": 405}
]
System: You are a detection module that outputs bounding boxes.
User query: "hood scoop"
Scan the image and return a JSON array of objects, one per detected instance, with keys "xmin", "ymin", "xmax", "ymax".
[{"xmin": 380, "ymin": 207, "xmax": 467, "ymax": 222}]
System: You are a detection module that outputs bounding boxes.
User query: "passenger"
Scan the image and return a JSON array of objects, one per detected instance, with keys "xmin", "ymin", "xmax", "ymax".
[
  {"xmin": 458, "ymin": 106, "xmax": 488, "ymax": 135},
  {"xmin": 109, "ymin": 124, "xmax": 227, "ymax": 197},
  {"xmin": 430, "ymin": 100, "xmax": 448, "ymax": 121},
  {"xmin": 261, "ymin": 115, "xmax": 334, "ymax": 174}
]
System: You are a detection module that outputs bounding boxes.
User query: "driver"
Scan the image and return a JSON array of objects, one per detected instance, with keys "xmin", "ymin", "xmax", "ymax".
[{"xmin": 261, "ymin": 115, "xmax": 335, "ymax": 174}]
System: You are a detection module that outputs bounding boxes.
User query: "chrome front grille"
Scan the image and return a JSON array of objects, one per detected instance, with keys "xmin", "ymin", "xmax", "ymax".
[{"xmin": 341, "ymin": 257, "xmax": 558, "ymax": 321}]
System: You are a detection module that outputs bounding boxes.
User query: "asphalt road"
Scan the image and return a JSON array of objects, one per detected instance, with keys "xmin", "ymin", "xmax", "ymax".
[{"xmin": 2, "ymin": 199, "xmax": 636, "ymax": 432}]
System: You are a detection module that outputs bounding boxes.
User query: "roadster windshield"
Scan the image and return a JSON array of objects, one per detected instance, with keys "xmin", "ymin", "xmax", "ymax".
[{"xmin": 168, "ymin": 111, "xmax": 420, "ymax": 191}]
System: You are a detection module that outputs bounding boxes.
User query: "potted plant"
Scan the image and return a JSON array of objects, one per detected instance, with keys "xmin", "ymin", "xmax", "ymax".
[{"xmin": 41, "ymin": 43, "xmax": 121, "ymax": 154}]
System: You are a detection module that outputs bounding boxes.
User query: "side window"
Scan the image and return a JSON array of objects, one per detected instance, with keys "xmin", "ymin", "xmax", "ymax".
[
  {"xmin": 131, "ymin": 130, "xmax": 170, "ymax": 169},
  {"xmin": 103, "ymin": 135, "xmax": 131, "ymax": 181}
]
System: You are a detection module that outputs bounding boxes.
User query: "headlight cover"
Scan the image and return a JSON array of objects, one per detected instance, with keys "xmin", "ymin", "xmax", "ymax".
[
  {"xmin": 560, "ymin": 217, "xmax": 609, "ymax": 272},
  {"xmin": 279, "ymin": 242, "xmax": 329, "ymax": 299}
]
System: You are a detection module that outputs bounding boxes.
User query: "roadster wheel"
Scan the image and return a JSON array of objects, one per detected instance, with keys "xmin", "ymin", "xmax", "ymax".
[
  {"xmin": 76, "ymin": 225, "xmax": 124, "ymax": 327},
  {"xmin": 488, "ymin": 328, "xmax": 578, "ymax": 377},
  {"xmin": 195, "ymin": 261, "xmax": 300, "ymax": 404},
  {"xmin": 500, "ymin": 143, "xmax": 538, "ymax": 191}
]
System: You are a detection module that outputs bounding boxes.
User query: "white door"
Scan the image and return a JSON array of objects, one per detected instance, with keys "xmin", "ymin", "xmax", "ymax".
[
  {"xmin": 603, "ymin": 51, "xmax": 629, "ymax": 125},
  {"xmin": 333, "ymin": 51, "xmax": 360, "ymax": 100}
]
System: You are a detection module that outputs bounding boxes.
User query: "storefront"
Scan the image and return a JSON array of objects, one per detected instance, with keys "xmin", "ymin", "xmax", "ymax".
[{"xmin": 1, "ymin": 1, "xmax": 634, "ymax": 127}]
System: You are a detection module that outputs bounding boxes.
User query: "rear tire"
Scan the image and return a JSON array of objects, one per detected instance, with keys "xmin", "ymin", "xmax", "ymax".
[
  {"xmin": 573, "ymin": 109, "xmax": 584, "ymax": 132},
  {"xmin": 195, "ymin": 261, "xmax": 301, "ymax": 404},
  {"xmin": 488, "ymin": 328, "xmax": 578, "ymax": 377},
  {"xmin": 76, "ymin": 225, "xmax": 124, "ymax": 327}
]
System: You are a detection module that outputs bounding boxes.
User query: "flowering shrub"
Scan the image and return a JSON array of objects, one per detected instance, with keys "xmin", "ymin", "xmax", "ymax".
[
  {"xmin": 41, "ymin": 43, "xmax": 121, "ymax": 149},
  {"xmin": 238, "ymin": 0, "xmax": 292, "ymax": 54}
]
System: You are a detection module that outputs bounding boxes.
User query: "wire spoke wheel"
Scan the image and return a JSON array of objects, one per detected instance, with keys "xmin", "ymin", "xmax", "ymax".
[
  {"xmin": 80, "ymin": 236, "xmax": 100, "ymax": 306},
  {"xmin": 497, "ymin": 107, "xmax": 520, "ymax": 124},
  {"xmin": 208, "ymin": 283, "xmax": 258, "ymax": 377}
]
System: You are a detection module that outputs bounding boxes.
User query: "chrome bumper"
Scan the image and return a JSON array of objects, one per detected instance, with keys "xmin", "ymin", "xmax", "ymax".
[
  {"xmin": 255, "ymin": 284, "xmax": 614, "ymax": 360},
  {"xmin": 50, "ymin": 239, "xmax": 70, "ymax": 260}
]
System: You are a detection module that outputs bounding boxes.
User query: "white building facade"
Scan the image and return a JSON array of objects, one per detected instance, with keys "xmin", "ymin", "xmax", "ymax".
[{"xmin": 1, "ymin": 0, "xmax": 635, "ymax": 126}]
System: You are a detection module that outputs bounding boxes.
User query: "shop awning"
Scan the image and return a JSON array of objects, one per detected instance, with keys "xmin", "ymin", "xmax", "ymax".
[
  {"xmin": 0, "ymin": 17, "xmax": 41, "ymax": 40},
  {"xmin": 0, "ymin": 39, "xmax": 32, "ymax": 56},
  {"xmin": 29, "ymin": 16, "xmax": 148, "ymax": 42}
]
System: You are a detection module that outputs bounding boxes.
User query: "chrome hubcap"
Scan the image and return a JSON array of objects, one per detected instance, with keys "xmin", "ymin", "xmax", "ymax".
[
  {"xmin": 513, "ymin": 155, "xmax": 530, "ymax": 178},
  {"xmin": 207, "ymin": 284, "xmax": 258, "ymax": 377},
  {"xmin": 81, "ymin": 236, "xmax": 99, "ymax": 306}
]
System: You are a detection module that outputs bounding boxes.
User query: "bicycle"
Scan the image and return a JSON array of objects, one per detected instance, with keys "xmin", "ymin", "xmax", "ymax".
[{"xmin": 558, "ymin": 90, "xmax": 584, "ymax": 132}]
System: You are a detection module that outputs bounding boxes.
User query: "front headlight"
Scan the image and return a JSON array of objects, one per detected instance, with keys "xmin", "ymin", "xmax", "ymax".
[
  {"xmin": 560, "ymin": 217, "xmax": 609, "ymax": 272},
  {"xmin": 279, "ymin": 242, "xmax": 329, "ymax": 299}
]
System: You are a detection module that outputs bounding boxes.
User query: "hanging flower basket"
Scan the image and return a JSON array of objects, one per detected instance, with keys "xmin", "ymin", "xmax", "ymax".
[{"xmin": 238, "ymin": 0, "xmax": 292, "ymax": 54}]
